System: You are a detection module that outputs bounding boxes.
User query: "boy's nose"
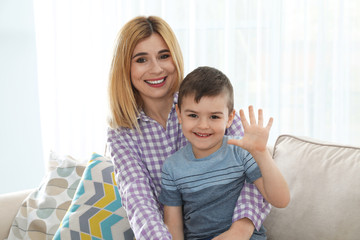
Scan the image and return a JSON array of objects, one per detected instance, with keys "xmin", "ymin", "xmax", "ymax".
[{"xmin": 197, "ymin": 118, "xmax": 209, "ymax": 129}]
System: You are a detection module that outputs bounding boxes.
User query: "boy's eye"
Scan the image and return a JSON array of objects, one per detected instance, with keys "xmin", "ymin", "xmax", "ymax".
[
  {"xmin": 210, "ymin": 115, "xmax": 220, "ymax": 119},
  {"xmin": 188, "ymin": 114, "xmax": 198, "ymax": 118},
  {"xmin": 135, "ymin": 58, "xmax": 146, "ymax": 63}
]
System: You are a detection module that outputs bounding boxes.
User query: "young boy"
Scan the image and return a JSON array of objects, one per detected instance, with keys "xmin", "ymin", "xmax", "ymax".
[{"xmin": 159, "ymin": 66, "xmax": 290, "ymax": 240}]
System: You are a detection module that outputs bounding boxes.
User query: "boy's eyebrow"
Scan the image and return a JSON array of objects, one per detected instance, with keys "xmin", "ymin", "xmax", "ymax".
[
  {"xmin": 183, "ymin": 109, "xmax": 224, "ymax": 115},
  {"xmin": 210, "ymin": 111, "xmax": 225, "ymax": 115},
  {"xmin": 184, "ymin": 109, "xmax": 197, "ymax": 113},
  {"xmin": 132, "ymin": 49, "xmax": 170, "ymax": 59}
]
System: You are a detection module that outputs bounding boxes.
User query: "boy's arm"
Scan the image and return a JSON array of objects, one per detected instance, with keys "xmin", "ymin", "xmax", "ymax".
[
  {"xmin": 163, "ymin": 205, "xmax": 184, "ymax": 240},
  {"xmin": 252, "ymin": 150, "xmax": 290, "ymax": 208},
  {"xmin": 226, "ymin": 112, "xmax": 271, "ymax": 234},
  {"xmin": 228, "ymin": 106, "xmax": 290, "ymax": 208},
  {"xmin": 212, "ymin": 218, "xmax": 254, "ymax": 240}
]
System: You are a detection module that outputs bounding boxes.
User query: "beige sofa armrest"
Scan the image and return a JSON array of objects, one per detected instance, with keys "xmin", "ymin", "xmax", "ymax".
[
  {"xmin": 0, "ymin": 189, "xmax": 33, "ymax": 240},
  {"xmin": 267, "ymin": 145, "xmax": 274, "ymax": 156}
]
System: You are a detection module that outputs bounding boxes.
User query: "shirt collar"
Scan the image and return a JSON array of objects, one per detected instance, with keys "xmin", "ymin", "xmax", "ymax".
[{"xmin": 137, "ymin": 92, "xmax": 178, "ymax": 122}]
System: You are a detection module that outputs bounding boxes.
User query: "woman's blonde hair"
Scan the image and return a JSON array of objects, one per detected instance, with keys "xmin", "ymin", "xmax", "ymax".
[{"xmin": 108, "ymin": 16, "xmax": 184, "ymax": 130}]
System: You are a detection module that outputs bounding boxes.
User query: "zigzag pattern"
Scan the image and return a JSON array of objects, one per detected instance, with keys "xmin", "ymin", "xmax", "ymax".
[{"xmin": 54, "ymin": 154, "xmax": 134, "ymax": 240}]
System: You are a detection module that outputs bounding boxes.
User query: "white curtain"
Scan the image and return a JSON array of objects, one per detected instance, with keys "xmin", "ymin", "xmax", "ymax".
[{"xmin": 33, "ymin": 0, "xmax": 360, "ymax": 161}]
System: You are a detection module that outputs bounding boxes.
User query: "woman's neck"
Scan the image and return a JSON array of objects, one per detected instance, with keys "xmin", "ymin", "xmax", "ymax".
[{"xmin": 142, "ymin": 95, "xmax": 174, "ymax": 129}]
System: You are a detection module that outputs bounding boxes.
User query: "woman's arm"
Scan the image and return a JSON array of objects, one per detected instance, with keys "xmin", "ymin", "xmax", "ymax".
[
  {"xmin": 108, "ymin": 129, "xmax": 171, "ymax": 240},
  {"xmin": 164, "ymin": 206, "xmax": 184, "ymax": 240},
  {"xmin": 233, "ymin": 183, "xmax": 271, "ymax": 229}
]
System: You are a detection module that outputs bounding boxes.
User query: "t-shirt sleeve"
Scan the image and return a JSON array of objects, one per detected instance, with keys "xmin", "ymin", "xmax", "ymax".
[
  {"xmin": 242, "ymin": 150, "xmax": 262, "ymax": 183},
  {"xmin": 159, "ymin": 160, "xmax": 182, "ymax": 206}
]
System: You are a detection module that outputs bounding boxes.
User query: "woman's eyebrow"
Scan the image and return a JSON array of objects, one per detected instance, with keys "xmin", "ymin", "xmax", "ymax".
[
  {"xmin": 132, "ymin": 52, "xmax": 147, "ymax": 59},
  {"xmin": 159, "ymin": 49, "xmax": 170, "ymax": 54},
  {"xmin": 132, "ymin": 49, "xmax": 169, "ymax": 59}
]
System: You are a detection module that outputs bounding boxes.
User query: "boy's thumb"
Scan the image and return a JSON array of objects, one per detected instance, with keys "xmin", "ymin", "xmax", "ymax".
[{"xmin": 227, "ymin": 138, "xmax": 243, "ymax": 147}]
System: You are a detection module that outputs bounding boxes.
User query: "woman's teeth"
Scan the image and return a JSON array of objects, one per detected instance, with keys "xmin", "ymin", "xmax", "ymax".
[{"xmin": 146, "ymin": 78, "xmax": 165, "ymax": 85}]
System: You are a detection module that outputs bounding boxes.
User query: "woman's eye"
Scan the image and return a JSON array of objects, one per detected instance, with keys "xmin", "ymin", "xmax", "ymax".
[
  {"xmin": 160, "ymin": 54, "xmax": 170, "ymax": 59},
  {"xmin": 136, "ymin": 58, "xmax": 146, "ymax": 63}
]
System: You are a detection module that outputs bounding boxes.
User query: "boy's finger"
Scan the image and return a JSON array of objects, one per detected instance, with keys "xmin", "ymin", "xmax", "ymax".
[
  {"xmin": 249, "ymin": 105, "xmax": 256, "ymax": 125},
  {"xmin": 227, "ymin": 138, "xmax": 243, "ymax": 147},
  {"xmin": 258, "ymin": 109, "xmax": 264, "ymax": 126},
  {"xmin": 266, "ymin": 117, "xmax": 274, "ymax": 130},
  {"xmin": 239, "ymin": 109, "xmax": 249, "ymax": 128}
]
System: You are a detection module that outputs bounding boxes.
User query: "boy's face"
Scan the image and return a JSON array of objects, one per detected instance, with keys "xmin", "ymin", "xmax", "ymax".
[{"xmin": 176, "ymin": 93, "xmax": 235, "ymax": 159}]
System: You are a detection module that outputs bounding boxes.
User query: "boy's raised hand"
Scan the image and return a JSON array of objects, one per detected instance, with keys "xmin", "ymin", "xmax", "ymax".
[{"xmin": 228, "ymin": 106, "xmax": 273, "ymax": 155}]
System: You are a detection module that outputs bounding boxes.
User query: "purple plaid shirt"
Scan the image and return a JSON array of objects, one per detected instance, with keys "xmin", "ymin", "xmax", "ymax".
[{"xmin": 107, "ymin": 94, "xmax": 271, "ymax": 240}]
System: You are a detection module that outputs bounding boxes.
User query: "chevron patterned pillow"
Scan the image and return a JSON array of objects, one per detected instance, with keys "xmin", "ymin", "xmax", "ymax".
[{"xmin": 53, "ymin": 153, "xmax": 134, "ymax": 240}]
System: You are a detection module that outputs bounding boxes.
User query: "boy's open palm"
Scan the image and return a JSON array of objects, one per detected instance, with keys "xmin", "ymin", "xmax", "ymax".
[{"xmin": 228, "ymin": 106, "xmax": 273, "ymax": 154}]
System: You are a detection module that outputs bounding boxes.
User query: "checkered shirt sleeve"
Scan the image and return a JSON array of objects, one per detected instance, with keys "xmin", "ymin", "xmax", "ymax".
[{"xmin": 108, "ymin": 128, "xmax": 172, "ymax": 240}]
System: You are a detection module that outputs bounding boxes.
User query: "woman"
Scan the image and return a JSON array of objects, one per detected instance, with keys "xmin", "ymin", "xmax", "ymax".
[{"xmin": 107, "ymin": 16, "xmax": 270, "ymax": 240}]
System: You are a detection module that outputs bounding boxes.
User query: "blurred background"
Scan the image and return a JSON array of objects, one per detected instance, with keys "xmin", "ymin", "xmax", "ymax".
[{"xmin": 1, "ymin": 0, "xmax": 359, "ymax": 194}]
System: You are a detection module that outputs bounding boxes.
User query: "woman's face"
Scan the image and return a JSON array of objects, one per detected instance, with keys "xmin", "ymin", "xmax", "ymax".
[{"xmin": 131, "ymin": 33, "xmax": 177, "ymax": 104}]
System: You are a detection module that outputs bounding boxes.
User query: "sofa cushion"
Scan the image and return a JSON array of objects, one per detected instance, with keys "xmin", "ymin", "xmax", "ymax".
[
  {"xmin": 264, "ymin": 135, "xmax": 360, "ymax": 240},
  {"xmin": 53, "ymin": 153, "xmax": 134, "ymax": 240},
  {"xmin": 0, "ymin": 189, "xmax": 34, "ymax": 240},
  {"xmin": 7, "ymin": 152, "xmax": 86, "ymax": 240}
]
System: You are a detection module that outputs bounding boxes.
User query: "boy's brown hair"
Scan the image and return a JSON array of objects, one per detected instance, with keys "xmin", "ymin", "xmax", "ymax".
[{"xmin": 177, "ymin": 66, "xmax": 234, "ymax": 113}]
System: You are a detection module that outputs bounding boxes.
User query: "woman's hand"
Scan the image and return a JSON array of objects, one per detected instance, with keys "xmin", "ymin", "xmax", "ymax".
[{"xmin": 228, "ymin": 105, "xmax": 273, "ymax": 156}]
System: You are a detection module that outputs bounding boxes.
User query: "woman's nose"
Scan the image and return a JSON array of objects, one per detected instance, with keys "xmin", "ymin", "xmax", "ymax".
[{"xmin": 149, "ymin": 59, "xmax": 164, "ymax": 74}]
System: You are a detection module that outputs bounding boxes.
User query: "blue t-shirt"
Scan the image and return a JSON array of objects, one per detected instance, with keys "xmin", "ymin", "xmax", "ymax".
[{"xmin": 159, "ymin": 136, "xmax": 263, "ymax": 240}]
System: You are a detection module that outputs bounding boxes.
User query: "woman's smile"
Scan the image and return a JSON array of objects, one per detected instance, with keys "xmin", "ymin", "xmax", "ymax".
[{"xmin": 145, "ymin": 76, "xmax": 167, "ymax": 87}]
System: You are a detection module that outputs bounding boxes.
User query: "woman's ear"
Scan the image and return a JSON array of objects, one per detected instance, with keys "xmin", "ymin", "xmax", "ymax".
[
  {"xmin": 175, "ymin": 104, "xmax": 182, "ymax": 124},
  {"xmin": 226, "ymin": 109, "xmax": 236, "ymax": 128}
]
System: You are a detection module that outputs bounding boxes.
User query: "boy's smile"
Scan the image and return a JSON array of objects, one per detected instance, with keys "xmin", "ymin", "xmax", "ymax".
[{"xmin": 176, "ymin": 93, "xmax": 235, "ymax": 159}]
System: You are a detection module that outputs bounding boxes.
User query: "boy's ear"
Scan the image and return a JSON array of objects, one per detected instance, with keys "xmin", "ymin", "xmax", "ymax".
[
  {"xmin": 175, "ymin": 104, "xmax": 182, "ymax": 124},
  {"xmin": 226, "ymin": 109, "xmax": 236, "ymax": 128}
]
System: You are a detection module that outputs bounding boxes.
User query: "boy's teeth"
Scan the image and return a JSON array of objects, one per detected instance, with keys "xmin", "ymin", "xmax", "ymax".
[{"xmin": 196, "ymin": 133, "xmax": 210, "ymax": 137}]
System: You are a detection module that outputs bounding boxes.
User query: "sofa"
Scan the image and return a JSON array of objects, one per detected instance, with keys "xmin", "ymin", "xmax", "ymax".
[{"xmin": 1, "ymin": 134, "xmax": 359, "ymax": 240}]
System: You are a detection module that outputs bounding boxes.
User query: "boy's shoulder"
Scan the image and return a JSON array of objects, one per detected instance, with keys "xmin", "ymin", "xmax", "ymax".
[{"xmin": 163, "ymin": 143, "xmax": 191, "ymax": 166}]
